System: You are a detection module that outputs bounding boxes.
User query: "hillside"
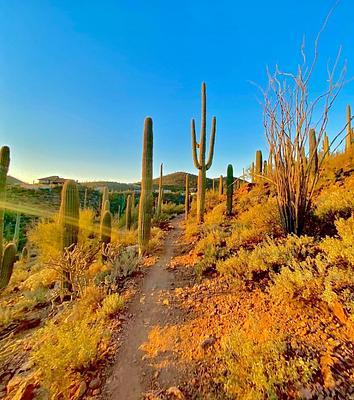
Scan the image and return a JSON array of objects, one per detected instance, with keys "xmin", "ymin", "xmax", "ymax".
[
  {"xmin": 152, "ymin": 171, "xmax": 214, "ymax": 190},
  {"xmin": 6, "ymin": 175, "xmax": 25, "ymax": 186}
]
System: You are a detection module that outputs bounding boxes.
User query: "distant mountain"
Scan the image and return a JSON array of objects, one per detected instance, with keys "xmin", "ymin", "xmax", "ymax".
[
  {"xmin": 152, "ymin": 171, "xmax": 214, "ymax": 190},
  {"xmin": 7, "ymin": 176, "xmax": 25, "ymax": 186}
]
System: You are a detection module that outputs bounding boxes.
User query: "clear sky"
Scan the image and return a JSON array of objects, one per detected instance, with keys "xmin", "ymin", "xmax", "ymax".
[{"xmin": 0, "ymin": 0, "xmax": 353, "ymax": 183}]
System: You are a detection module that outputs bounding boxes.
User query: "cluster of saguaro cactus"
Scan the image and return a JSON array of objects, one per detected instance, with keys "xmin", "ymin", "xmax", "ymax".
[
  {"xmin": 138, "ymin": 117, "xmax": 153, "ymax": 255},
  {"xmin": 226, "ymin": 164, "xmax": 233, "ymax": 216},
  {"xmin": 191, "ymin": 83, "xmax": 216, "ymax": 223},
  {"xmin": 309, "ymin": 128, "xmax": 318, "ymax": 176},
  {"xmin": 218, "ymin": 175, "xmax": 223, "ymax": 196},
  {"xmin": 185, "ymin": 173, "xmax": 190, "ymax": 220},
  {"xmin": 126, "ymin": 194, "xmax": 132, "ymax": 230},
  {"xmin": 156, "ymin": 163, "xmax": 163, "ymax": 217},
  {"xmin": 0, "ymin": 146, "xmax": 17, "ymax": 289}
]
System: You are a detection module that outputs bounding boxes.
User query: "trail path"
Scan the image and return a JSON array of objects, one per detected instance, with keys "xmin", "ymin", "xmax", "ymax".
[{"xmin": 103, "ymin": 216, "xmax": 191, "ymax": 400}]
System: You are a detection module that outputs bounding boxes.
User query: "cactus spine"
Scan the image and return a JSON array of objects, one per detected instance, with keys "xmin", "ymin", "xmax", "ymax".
[
  {"xmin": 191, "ymin": 82, "xmax": 216, "ymax": 223},
  {"xmin": 255, "ymin": 150, "xmax": 263, "ymax": 179},
  {"xmin": 219, "ymin": 175, "xmax": 223, "ymax": 196},
  {"xmin": 185, "ymin": 173, "xmax": 190, "ymax": 220},
  {"xmin": 156, "ymin": 163, "xmax": 163, "ymax": 217},
  {"xmin": 0, "ymin": 146, "xmax": 16, "ymax": 289},
  {"xmin": 346, "ymin": 105, "xmax": 352, "ymax": 153},
  {"xmin": 226, "ymin": 164, "xmax": 233, "ymax": 216},
  {"xmin": 309, "ymin": 128, "xmax": 318, "ymax": 176},
  {"xmin": 138, "ymin": 117, "xmax": 153, "ymax": 256},
  {"xmin": 126, "ymin": 194, "xmax": 132, "ymax": 230}
]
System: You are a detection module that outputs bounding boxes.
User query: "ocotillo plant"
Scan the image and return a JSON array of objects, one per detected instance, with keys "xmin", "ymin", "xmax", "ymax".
[
  {"xmin": 219, "ymin": 175, "xmax": 223, "ymax": 196},
  {"xmin": 138, "ymin": 117, "xmax": 153, "ymax": 256},
  {"xmin": 346, "ymin": 105, "xmax": 352, "ymax": 153},
  {"xmin": 100, "ymin": 210, "xmax": 112, "ymax": 249},
  {"xmin": 255, "ymin": 150, "xmax": 263, "ymax": 179},
  {"xmin": 59, "ymin": 180, "xmax": 80, "ymax": 250},
  {"xmin": 185, "ymin": 173, "xmax": 190, "ymax": 220},
  {"xmin": 226, "ymin": 164, "xmax": 233, "ymax": 216},
  {"xmin": 191, "ymin": 82, "xmax": 216, "ymax": 223},
  {"xmin": 0, "ymin": 146, "xmax": 16, "ymax": 289},
  {"xmin": 309, "ymin": 129, "xmax": 318, "ymax": 176},
  {"xmin": 126, "ymin": 194, "xmax": 132, "ymax": 230},
  {"xmin": 156, "ymin": 163, "xmax": 163, "ymax": 217}
]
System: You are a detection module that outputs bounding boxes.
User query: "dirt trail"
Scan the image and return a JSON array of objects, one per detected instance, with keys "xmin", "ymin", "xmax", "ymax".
[{"xmin": 103, "ymin": 216, "xmax": 190, "ymax": 400}]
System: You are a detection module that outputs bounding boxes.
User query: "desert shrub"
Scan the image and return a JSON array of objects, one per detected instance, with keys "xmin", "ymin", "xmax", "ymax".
[
  {"xmin": 21, "ymin": 267, "xmax": 59, "ymax": 291},
  {"xmin": 220, "ymin": 318, "xmax": 318, "ymax": 400},
  {"xmin": 219, "ymin": 235, "xmax": 315, "ymax": 281},
  {"xmin": 204, "ymin": 203, "xmax": 226, "ymax": 231},
  {"xmin": 27, "ymin": 216, "xmax": 61, "ymax": 263},
  {"xmin": 98, "ymin": 293, "xmax": 125, "ymax": 318},
  {"xmin": 227, "ymin": 197, "xmax": 282, "ymax": 250}
]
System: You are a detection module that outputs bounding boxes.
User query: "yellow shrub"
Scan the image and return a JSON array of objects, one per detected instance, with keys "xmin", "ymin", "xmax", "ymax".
[
  {"xmin": 220, "ymin": 318, "xmax": 318, "ymax": 399},
  {"xmin": 98, "ymin": 293, "xmax": 124, "ymax": 318}
]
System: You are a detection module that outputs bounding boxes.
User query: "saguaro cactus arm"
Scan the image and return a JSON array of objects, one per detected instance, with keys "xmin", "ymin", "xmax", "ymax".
[
  {"xmin": 206, "ymin": 117, "xmax": 216, "ymax": 170},
  {"xmin": 191, "ymin": 119, "xmax": 201, "ymax": 169}
]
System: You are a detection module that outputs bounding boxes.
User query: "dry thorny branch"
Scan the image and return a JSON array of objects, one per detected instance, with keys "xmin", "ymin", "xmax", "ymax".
[{"xmin": 260, "ymin": 3, "xmax": 350, "ymax": 234}]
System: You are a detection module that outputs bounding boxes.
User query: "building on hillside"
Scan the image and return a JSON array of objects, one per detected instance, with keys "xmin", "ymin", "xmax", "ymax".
[{"xmin": 37, "ymin": 176, "xmax": 66, "ymax": 188}]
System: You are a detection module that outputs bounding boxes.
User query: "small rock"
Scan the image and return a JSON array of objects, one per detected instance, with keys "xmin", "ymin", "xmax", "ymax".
[
  {"xmin": 200, "ymin": 336, "xmax": 216, "ymax": 350},
  {"xmin": 89, "ymin": 377, "xmax": 101, "ymax": 390},
  {"xmin": 166, "ymin": 386, "xmax": 185, "ymax": 399},
  {"xmin": 74, "ymin": 381, "xmax": 87, "ymax": 399},
  {"xmin": 154, "ymin": 370, "xmax": 160, "ymax": 379},
  {"xmin": 92, "ymin": 388, "xmax": 101, "ymax": 396}
]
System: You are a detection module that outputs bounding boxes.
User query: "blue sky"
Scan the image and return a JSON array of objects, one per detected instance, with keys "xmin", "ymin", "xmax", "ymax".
[{"xmin": 0, "ymin": 0, "xmax": 353, "ymax": 183}]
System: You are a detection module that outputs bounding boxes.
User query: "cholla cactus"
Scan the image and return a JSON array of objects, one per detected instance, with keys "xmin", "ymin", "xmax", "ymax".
[
  {"xmin": 191, "ymin": 83, "xmax": 216, "ymax": 223},
  {"xmin": 138, "ymin": 117, "xmax": 153, "ymax": 255},
  {"xmin": 0, "ymin": 146, "xmax": 16, "ymax": 289}
]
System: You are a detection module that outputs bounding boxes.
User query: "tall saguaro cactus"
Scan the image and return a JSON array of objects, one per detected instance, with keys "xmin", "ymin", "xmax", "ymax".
[
  {"xmin": 255, "ymin": 150, "xmax": 263, "ymax": 178},
  {"xmin": 309, "ymin": 129, "xmax": 318, "ymax": 176},
  {"xmin": 185, "ymin": 173, "xmax": 190, "ymax": 220},
  {"xmin": 346, "ymin": 105, "xmax": 352, "ymax": 153},
  {"xmin": 138, "ymin": 117, "xmax": 153, "ymax": 256},
  {"xmin": 126, "ymin": 194, "xmax": 132, "ymax": 230},
  {"xmin": 191, "ymin": 82, "xmax": 216, "ymax": 223},
  {"xmin": 218, "ymin": 175, "xmax": 223, "ymax": 196},
  {"xmin": 59, "ymin": 180, "xmax": 80, "ymax": 250},
  {"xmin": 226, "ymin": 164, "xmax": 234, "ymax": 216},
  {"xmin": 100, "ymin": 210, "xmax": 112, "ymax": 248},
  {"xmin": 0, "ymin": 146, "xmax": 16, "ymax": 289},
  {"xmin": 156, "ymin": 163, "xmax": 163, "ymax": 217}
]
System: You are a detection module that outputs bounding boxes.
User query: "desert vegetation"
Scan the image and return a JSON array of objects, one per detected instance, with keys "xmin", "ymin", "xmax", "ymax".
[{"xmin": 0, "ymin": 13, "xmax": 353, "ymax": 400}]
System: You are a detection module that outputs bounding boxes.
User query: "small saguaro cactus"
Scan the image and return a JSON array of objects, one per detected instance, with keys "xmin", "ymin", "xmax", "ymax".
[
  {"xmin": 103, "ymin": 199, "xmax": 110, "ymax": 213},
  {"xmin": 59, "ymin": 180, "xmax": 80, "ymax": 251},
  {"xmin": 226, "ymin": 164, "xmax": 234, "ymax": 216},
  {"xmin": 156, "ymin": 163, "xmax": 163, "ymax": 217},
  {"xmin": 219, "ymin": 175, "xmax": 223, "ymax": 196},
  {"xmin": 138, "ymin": 117, "xmax": 153, "ymax": 256},
  {"xmin": 346, "ymin": 104, "xmax": 352, "ymax": 153},
  {"xmin": 0, "ymin": 146, "xmax": 17, "ymax": 289},
  {"xmin": 100, "ymin": 210, "xmax": 112, "ymax": 248},
  {"xmin": 251, "ymin": 162, "xmax": 255, "ymax": 183},
  {"xmin": 191, "ymin": 82, "xmax": 216, "ymax": 223},
  {"xmin": 263, "ymin": 160, "xmax": 268, "ymax": 176},
  {"xmin": 309, "ymin": 128, "xmax": 318, "ymax": 176},
  {"xmin": 323, "ymin": 133, "xmax": 330, "ymax": 158},
  {"xmin": 185, "ymin": 173, "xmax": 190, "ymax": 220},
  {"xmin": 83, "ymin": 188, "xmax": 88, "ymax": 209},
  {"xmin": 13, "ymin": 212, "xmax": 21, "ymax": 246},
  {"xmin": 126, "ymin": 194, "xmax": 132, "ymax": 230},
  {"xmin": 255, "ymin": 150, "xmax": 263, "ymax": 179}
]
